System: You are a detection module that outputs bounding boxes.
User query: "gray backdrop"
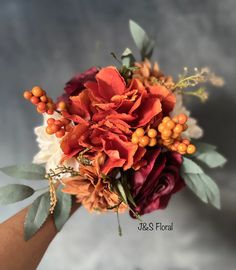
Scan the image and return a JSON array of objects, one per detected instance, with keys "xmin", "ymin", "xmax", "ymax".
[{"xmin": 0, "ymin": 0, "xmax": 236, "ymax": 269}]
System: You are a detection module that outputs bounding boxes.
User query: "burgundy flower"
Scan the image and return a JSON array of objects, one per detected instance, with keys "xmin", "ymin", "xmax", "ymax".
[
  {"xmin": 57, "ymin": 67, "xmax": 99, "ymax": 103},
  {"xmin": 130, "ymin": 149, "xmax": 185, "ymax": 216}
]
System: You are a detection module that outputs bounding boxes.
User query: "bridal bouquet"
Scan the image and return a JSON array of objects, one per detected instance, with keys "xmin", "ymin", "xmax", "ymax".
[{"xmin": 0, "ymin": 21, "xmax": 226, "ymax": 240}]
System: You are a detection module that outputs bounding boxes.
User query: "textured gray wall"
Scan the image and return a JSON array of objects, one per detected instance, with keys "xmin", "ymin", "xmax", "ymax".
[{"xmin": 0, "ymin": 0, "xmax": 236, "ymax": 269}]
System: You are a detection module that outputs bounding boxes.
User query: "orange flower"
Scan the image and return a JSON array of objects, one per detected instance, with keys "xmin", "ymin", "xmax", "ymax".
[
  {"xmin": 60, "ymin": 66, "xmax": 175, "ymax": 174},
  {"xmin": 62, "ymin": 153, "xmax": 127, "ymax": 213}
]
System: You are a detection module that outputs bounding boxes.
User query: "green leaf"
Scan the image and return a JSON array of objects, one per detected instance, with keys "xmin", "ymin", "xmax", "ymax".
[
  {"xmin": 181, "ymin": 157, "xmax": 204, "ymax": 174},
  {"xmin": 183, "ymin": 173, "xmax": 221, "ymax": 209},
  {"xmin": 181, "ymin": 157, "xmax": 221, "ymax": 209},
  {"xmin": 54, "ymin": 186, "xmax": 72, "ymax": 231},
  {"xmin": 121, "ymin": 48, "xmax": 135, "ymax": 68},
  {"xmin": 0, "ymin": 184, "xmax": 34, "ymax": 205},
  {"xmin": 129, "ymin": 20, "xmax": 155, "ymax": 60},
  {"xmin": 194, "ymin": 142, "xmax": 227, "ymax": 168},
  {"xmin": 24, "ymin": 192, "xmax": 50, "ymax": 241},
  {"xmin": 0, "ymin": 164, "xmax": 46, "ymax": 180},
  {"xmin": 116, "ymin": 181, "xmax": 128, "ymax": 205}
]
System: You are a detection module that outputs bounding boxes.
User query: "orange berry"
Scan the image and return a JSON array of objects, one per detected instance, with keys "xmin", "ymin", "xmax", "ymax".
[
  {"xmin": 182, "ymin": 139, "xmax": 190, "ymax": 145},
  {"xmin": 37, "ymin": 107, "xmax": 46, "ymax": 114},
  {"xmin": 147, "ymin": 129, "xmax": 157, "ymax": 138},
  {"xmin": 30, "ymin": 96, "xmax": 40, "ymax": 105},
  {"xmin": 47, "ymin": 109, "xmax": 54, "ymax": 115},
  {"xmin": 47, "ymin": 118, "xmax": 55, "ymax": 125},
  {"xmin": 187, "ymin": 144, "xmax": 196, "ymax": 154},
  {"xmin": 172, "ymin": 116, "xmax": 179, "ymax": 123},
  {"xmin": 158, "ymin": 123, "xmax": 165, "ymax": 132},
  {"xmin": 46, "ymin": 126, "xmax": 54, "ymax": 135},
  {"xmin": 178, "ymin": 143, "xmax": 187, "ymax": 153},
  {"xmin": 148, "ymin": 138, "xmax": 157, "ymax": 147},
  {"xmin": 50, "ymin": 124, "xmax": 60, "ymax": 133},
  {"xmin": 23, "ymin": 90, "xmax": 32, "ymax": 100},
  {"xmin": 56, "ymin": 130, "xmax": 65, "ymax": 138},
  {"xmin": 173, "ymin": 141, "xmax": 180, "ymax": 148},
  {"xmin": 178, "ymin": 113, "xmax": 188, "ymax": 125},
  {"xmin": 162, "ymin": 129, "xmax": 172, "ymax": 138},
  {"xmin": 32, "ymin": 86, "xmax": 44, "ymax": 97},
  {"xmin": 131, "ymin": 135, "xmax": 139, "ymax": 144},
  {"xmin": 162, "ymin": 116, "xmax": 171, "ymax": 123},
  {"xmin": 54, "ymin": 120, "xmax": 63, "ymax": 126},
  {"xmin": 40, "ymin": 95, "xmax": 48, "ymax": 102},
  {"xmin": 166, "ymin": 120, "xmax": 175, "ymax": 130},
  {"xmin": 57, "ymin": 101, "xmax": 67, "ymax": 111},
  {"xmin": 135, "ymin": 128, "xmax": 145, "ymax": 137},
  {"xmin": 173, "ymin": 124, "xmax": 184, "ymax": 134},
  {"xmin": 61, "ymin": 118, "xmax": 70, "ymax": 126},
  {"xmin": 139, "ymin": 136, "xmax": 150, "ymax": 147},
  {"xmin": 161, "ymin": 134, "xmax": 170, "ymax": 140},
  {"xmin": 37, "ymin": 102, "xmax": 46, "ymax": 111},
  {"xmin": 171, "ymin": 132, "xmax": 180, "ymax": 139}
]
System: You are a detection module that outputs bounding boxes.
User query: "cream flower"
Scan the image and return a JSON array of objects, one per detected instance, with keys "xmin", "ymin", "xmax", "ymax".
[
  {"xmin": 33, "ymin": 112, "xmax": 79, "ymax": 172},
  {"xmin": 171, "ymin": 94, "xmax": 203, "ymax": 139}
]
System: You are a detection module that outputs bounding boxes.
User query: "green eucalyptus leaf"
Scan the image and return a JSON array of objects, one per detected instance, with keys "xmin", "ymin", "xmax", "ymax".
[
  {"xmin": 196, "ymin": 151, "xmax": 226, "ymax": 168},
  {"xmin": 194, "ymin": 142, "xmax": 217, "ymax": 153},
  {"xmin": 129, "ymin": 20, "xmax": 154, "ymax": 60},
  {"xmin": 194, "ymin": 142, "xmax": 227, "ymax": 168},
  {"xmin": 181, "ymin": 157, "xmax": 204, "ymax": 174},
  {"xmin": 54, "ymin": 186, "xmax": 72, "ymax": 231},
  {"xmin": 0, "ymin": 184, "xmax": 34, "ymax": 205},
  {"xmin": 182, "ymin": 173, "xmax": 221, "ymax": 209},
  {"xmin": 181, "ymin": 157, "xmax": 221, "ymax": 209},
  {"xmin": 121, "ymin": 48, "xmax": 135, "ymax": 68},
  {"xmin": 0, "ymin": 164, "xmax": 46, "ymax": 180},
  {"xmin": 24, "ymin": 192, "xmax": 50, "ymax": 241}
]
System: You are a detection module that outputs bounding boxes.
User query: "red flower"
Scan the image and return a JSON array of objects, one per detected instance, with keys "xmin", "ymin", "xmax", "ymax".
[{"xmin": 130, "ymin": 149, "xmax": 185, "ymax": 216}]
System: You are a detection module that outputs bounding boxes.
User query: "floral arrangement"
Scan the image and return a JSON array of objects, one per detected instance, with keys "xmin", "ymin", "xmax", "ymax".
[{"xmin": 0, "ymin": 21, "xmax": 226, "ymax": 239}]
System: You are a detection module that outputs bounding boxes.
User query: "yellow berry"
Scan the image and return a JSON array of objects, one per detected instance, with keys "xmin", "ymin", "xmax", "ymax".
[
  {"xmin": 187, "ymin": 144, "xmax": 196, "ymax": 154},
  {"xmin": 172, "ymin": 116, "xmax": 179, "ymax": 123},
  {"xmin": 57, "ymin": 101, "xmax": 67, "ymax": 111},
  {"xmin": 139, "ymin": 136, "xmax": 150, "ymax": 147},
  {"xmin": 162, "ymin": 129, "xmax": 172, "ymax": 138},
  {"xmin": 158, "ymin": 123, "xmax": 165, "ymax": 132},
  {"xmin": 32, "ymin": 86, "xmax": 44, "ymax": 97},
  {"xmin": 178, "ymin": 143, "xmax": 187, "ymax": 153},
  {"xmin": 173, "ymin": 124, "xmax": 184, "ymax": 134},
  {"xmin": 148, "ymin": 138, "xmax": 157, "ymax": 147},
  {"xmin": 132, "ymin": 135, "xmax": 139, "ymax": 144},
  {"xmin": 178, "ymin": 113, "xmax": 188, "ymax": 125},
  {"xmin": 162, "ymin": 116, "xmax": 171, "ymax": 123},
  {"xmin": 135, "ymin": 128, "xmax": 145, "ymax": 137},
  {"xmin": 23, "ymin": 90, "xmax": 32, "ymax": 100},
  {"xmin": 147, "ymin": 129, "xmax": 157, "ymax": 138},
  {"xmin": 166, "ymin": 120, "xmax": 175, "ymax": 130}
]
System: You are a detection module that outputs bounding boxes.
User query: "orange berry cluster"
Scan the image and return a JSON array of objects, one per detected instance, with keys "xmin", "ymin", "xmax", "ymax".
[
  {"xmin": 23, "ymin": 86, "xmax": 56, "ymax": 114},
  {"xmin": 132, "ymin": 127, "xmax": 158, "ymax": 147},
  {"xmin": 157, "ymin": 114, "xmax": 196, "ymax": 154},
  {"xmin": 23, "ymin": 86, "xmax": 67, "ymax": 115},
  {"xmin": 46, "ymin": 117, "xmax": 71, "ymax": 138}
]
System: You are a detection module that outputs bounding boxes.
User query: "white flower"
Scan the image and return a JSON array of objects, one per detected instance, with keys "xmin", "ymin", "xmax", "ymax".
[
  {"xmin": 170, "ymin": 95, "xmax": 203, "ymax": 139},
  {"xmin": 33, "ymin": 112, "xmax": 79, "ymax": 172}
]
